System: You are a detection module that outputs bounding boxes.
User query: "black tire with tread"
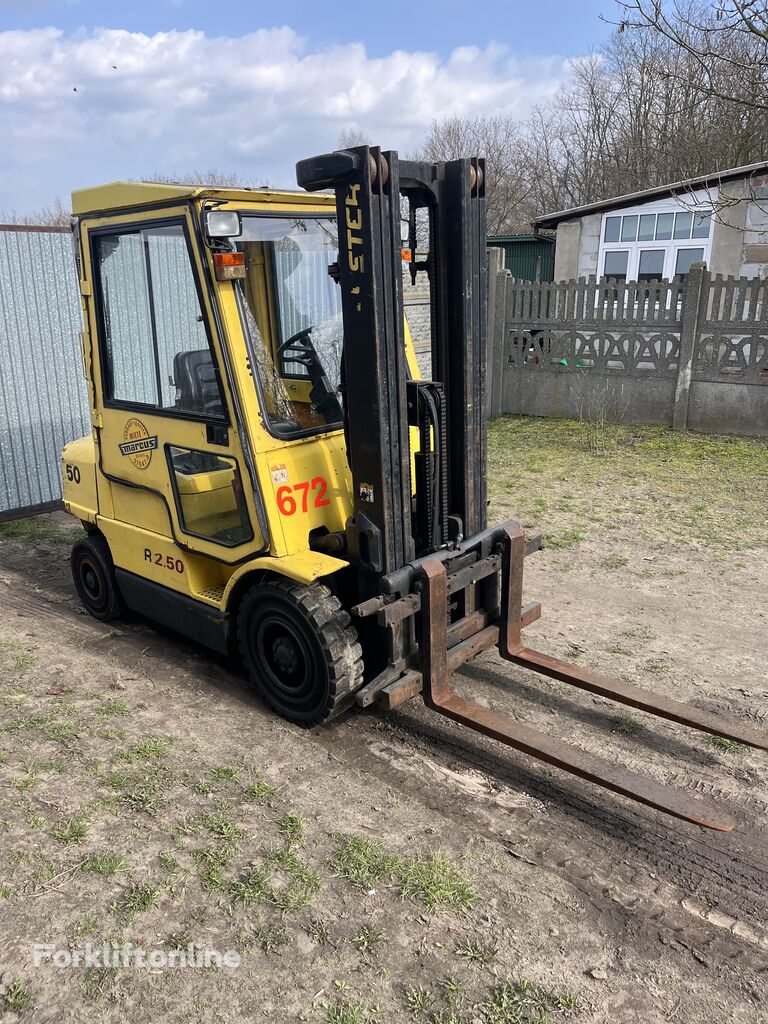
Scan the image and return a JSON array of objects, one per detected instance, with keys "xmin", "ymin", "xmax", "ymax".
[
  {"xmin": 71, "ymin": 534, "xmax": 124, "ymax": 622},
  {"xmin": 237, "ymin": 579, "xmax": 363, "ymax": 727}
]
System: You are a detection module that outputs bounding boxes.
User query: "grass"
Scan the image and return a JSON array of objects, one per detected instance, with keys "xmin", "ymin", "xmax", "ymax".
[
  {"xmin": 253, "ymin": 924, "xmax": 289, "ymax": 954},
  {"xmin": 159, "ymin": 852, "xmax": 180, "ymax": 873},
  {"xmin": 330, "ymin": 834, "xmax": 475, "ymax": 913},
  {"xmin": 199, "ymin": 805, "xmax": 246, "ymax": 842},
  {"xmin": 0, "ymin": 517, "xmax": 82, "ymax": 545},
  {"xmin": 83, "ymin": 854, "xmax": 125, "ymax": 876},
  {"xmin": 307, "ymin": 918, "xmax": 332, "ymax": 945},
  {"xmin": 119, "ymin": 737, "xmax": 170, "ymax": 762},
  {"xmin": 643, "ymin": 658, "xmax": 668, "ymax": 675},
  {"xmin": 479, "ymin": 978, "xmax": 576, "ymax": 1023},
  {"xmin": 353, "ymin": 926, "xmax": 385, "ymax": 955},
  {"xmin": 120, "ymin": 778, "xmax": 167, "ymax": 815},
  {"xmin": 620, "ymin": 625, "xmax": 655, "ymax": 641},
  {"xmin": 399, "ymin": 853, "xmax": 476, "ymax": 912},
  {"xmin": 278, "ymin": 811, "xmax": 305, "ymax": 844},
  {"xmin": 265, "ymin": 847, "xmax": 322, "ymax": 911},
  {"xmin": 98, "ymin": 698, "xmax": 132, "ymax": 717},
  {"xmin": 456, "ymin": 938, "xmax": 497, "ymax": 968},
  {"xmin": 606, "ymin": 642, "xmax": 632, "ymax": 655},
  {"xmin": 81, "ymin": 966, "xmax": 116, "ymax": 1003},
  {"xmin": 324, "ymin": 999, "xmax": 381, "ymax": 1024},
  {"xmin": 600, "ymin": 553, "xmax": 629, "ymax": 570},
  {"xmin": 405, "ymin": 985, "xmax": 435, "ymax": 1013},
  {"xmin": 1, "ymin": 978, "xmax": 35, "ymax": 1013},
  {"xmin": 488, "ymin": 417, "xmax": 768, "ymax": 554},
  {"xmin": 227, "ymin": 865, "xmax": 270, "ymax": 904},
  {"xmin": 0, "ymin": 638, "xmax": 38, "ymax": 670},
  {"xmin": 611, "ymin": 714, "xmax": 647, "ymax": 737},
  {"xmin": 330, "ymin": 833, "xmax": 399, "ymax": 889},
  {"xmin": 109, "ymin": 880, "xmax": 162, "ymax": 922},
  {"xmin": 709, "ymin": 735, "xmax": 744, "ymax": 754},
  {"xmin": 245, "ymin": 779, "xmax": 280, "ymax": 806},
  {"xmin": 52, "ymin": 816, "xmax": 89, "ymax": 844},
  {"xmin": 545, "ymin": 528, "xmax": 585, "ymax": 550}
]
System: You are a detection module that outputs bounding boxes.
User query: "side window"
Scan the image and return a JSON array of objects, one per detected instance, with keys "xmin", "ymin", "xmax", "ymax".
[
  {"xmin": 167, "ymin": 446, "xmax": 251, "ymax": 546},
  {"xmin": 95, "ymin": 224, "xmax": 225, "ymax": 419}
]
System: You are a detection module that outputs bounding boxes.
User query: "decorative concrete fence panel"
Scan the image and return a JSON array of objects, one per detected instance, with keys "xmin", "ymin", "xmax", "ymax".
[{"xmin": 487, "ymin": 247, "xmax": 768, "ymax": 436}]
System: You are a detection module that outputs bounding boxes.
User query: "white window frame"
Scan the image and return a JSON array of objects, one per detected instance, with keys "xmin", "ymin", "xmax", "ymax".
[{"xmin": 597, "ymin": 187, "xmax": 716, "ymax": 283}]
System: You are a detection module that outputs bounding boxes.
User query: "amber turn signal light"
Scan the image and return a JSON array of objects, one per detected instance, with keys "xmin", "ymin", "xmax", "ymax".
[{"xmin": 214, "ymin": 252, "xmax": 246, "ymax": 281}]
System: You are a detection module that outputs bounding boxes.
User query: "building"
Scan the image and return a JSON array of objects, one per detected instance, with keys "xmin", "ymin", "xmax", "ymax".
[
  {"xmin": 487, "ymin": 234, "xmax": 555, "ymax": 282},
  {"xmin": 533, "ymin": 161, "xmax": 768, "ymax": 283}
]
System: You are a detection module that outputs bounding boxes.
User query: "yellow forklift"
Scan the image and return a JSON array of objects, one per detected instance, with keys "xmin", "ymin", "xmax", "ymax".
[{"xmin": 63, "ymin": 146, "xmax": 765, "ymax": 831}]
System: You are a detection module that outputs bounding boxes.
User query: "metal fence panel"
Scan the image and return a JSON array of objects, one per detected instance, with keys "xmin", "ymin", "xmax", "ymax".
[{"xmin": 0, "ymin": 227, "xmax": 88, "ymax": 517}]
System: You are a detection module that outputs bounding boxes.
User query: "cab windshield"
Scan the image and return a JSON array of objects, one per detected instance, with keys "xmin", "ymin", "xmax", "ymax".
[{"xmin": 235, "ymin": 215, "xmax": 344, "ymax": 438}]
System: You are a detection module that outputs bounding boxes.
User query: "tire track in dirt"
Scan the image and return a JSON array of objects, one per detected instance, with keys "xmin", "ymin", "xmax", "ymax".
[{"xmin": 311, "ymin": 706, "xmax": 768, "ymax": 994}]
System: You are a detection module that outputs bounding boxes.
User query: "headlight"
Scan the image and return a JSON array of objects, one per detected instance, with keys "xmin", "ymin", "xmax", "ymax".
[{"xmin": 206, "ymin": 210, "xmax": 242, "ymax": 238}]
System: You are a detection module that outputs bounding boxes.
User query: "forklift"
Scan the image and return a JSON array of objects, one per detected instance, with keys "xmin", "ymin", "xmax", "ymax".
[{"xmin": 63, "ymin": 146, "xmax": 765, "ymax": 832}]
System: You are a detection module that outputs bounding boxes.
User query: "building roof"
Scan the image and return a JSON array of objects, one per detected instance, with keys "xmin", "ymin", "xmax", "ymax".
[
  {"xmin": 71, "ymin": 181, "xmax": 333, "ymax": 216},
  {"xmin": 533, "ymin": 160, "xmax": 768, "ymax": 230},
  {"xmin": 487, "ymin": 233, "xmax": 554, "ymax": 244}
]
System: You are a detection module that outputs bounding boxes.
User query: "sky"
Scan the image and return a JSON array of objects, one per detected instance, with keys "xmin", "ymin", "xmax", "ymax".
[{"xmin": 0, "ymin": 0, "xmax": 613, "ymax": 213}]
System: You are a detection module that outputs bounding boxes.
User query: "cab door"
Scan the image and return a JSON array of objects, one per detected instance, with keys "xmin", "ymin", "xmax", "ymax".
[{"xmin": 81, "ymin": 206, "xmax": 266, "ymax": 587}]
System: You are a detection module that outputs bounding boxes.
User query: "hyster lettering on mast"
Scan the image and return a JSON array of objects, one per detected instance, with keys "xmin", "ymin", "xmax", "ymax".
[{"xmin": 62, "ymin": 147, "xmax": 765, "ymax": 832}]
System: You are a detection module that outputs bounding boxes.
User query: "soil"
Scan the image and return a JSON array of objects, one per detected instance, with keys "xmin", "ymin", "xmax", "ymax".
[{"xmin": 0, "ymin": 418, "xmax": 766, "ymax": 1024}]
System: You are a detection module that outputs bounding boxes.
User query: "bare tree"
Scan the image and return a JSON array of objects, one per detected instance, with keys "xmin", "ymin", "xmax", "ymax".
[
  {"xmin": 337, "ymin": 128, "xmax": 370, "ymax": 149},
  {"xmin": 611, "ymin": 1, "xmax": 768, "ymax": 110},
  {"xmin": 413, "ymin": 115, "xmax": 532, "ymax": 234},
  {"xmin": 0, "ymin": 197, "xmax": 71, "ymax": 227},
  {"xmin": 140, "ymin": 169, "xmax": 268, "ymax": 188}
]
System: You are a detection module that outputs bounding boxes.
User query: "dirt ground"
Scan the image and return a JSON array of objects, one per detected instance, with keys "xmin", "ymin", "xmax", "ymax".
[{"xmin": 0, "ymin": 417, "xmax": 766, "ymax": 1024}]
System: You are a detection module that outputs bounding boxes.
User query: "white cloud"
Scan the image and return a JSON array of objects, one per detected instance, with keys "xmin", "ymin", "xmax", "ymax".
[{"xmin": 0, "ymin": 26, "xmax": 569, "ymax": 210}]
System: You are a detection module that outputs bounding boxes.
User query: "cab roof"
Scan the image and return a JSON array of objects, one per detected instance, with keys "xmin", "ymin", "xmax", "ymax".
[{"xmin": 71, "ymin": 181, "xmax": 334, "ymax": 217}]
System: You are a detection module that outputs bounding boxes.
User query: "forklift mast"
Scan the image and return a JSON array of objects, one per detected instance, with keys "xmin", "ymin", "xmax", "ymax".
[{"xmin": 296, "ymin": 146, "xmax": 487, "ymax": 588}]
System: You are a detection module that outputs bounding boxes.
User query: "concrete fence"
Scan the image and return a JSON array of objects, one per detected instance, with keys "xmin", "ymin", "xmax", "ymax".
[{"xmin": 486, "ymin": 247, "xmax": 768, "ymax": 436}]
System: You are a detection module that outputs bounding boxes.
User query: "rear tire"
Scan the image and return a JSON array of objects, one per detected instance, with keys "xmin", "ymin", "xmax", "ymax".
[
  {"xmin": 71, "ymin": 534, "xmax": 124, "ymax": 622},
  {"xmin": 238, "ymin": 578, "xmax": 363, "ymax": 726}
]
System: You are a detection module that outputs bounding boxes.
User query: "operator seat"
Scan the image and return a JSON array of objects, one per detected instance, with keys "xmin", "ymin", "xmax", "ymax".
[{"xmin": 172, "ymin": 349, "xmax": 224, "ymax": 418}]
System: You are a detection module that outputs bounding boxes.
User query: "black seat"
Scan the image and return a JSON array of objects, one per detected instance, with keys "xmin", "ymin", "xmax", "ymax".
[{"xmin": 173, "ymin": 349, "xmax": 223, "ymax": 418}]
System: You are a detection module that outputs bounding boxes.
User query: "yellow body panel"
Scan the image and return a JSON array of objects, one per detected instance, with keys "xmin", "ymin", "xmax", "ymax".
[
  {"xmin": 62, "ymin": 436, "xmax": 98, "ymax": 523},
  {"xmin": 62, "ymin": 181, "xmax": 419, "ymax": 621}
]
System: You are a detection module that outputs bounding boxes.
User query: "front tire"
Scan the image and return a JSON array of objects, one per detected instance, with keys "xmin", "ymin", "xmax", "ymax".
[
  {"xmin": 238, "ymin": 579, "xmax": 363, "ymax": 726},
  {"xmin": 71, "ymin": 534, "xmax": 124, "ymax": 622}
]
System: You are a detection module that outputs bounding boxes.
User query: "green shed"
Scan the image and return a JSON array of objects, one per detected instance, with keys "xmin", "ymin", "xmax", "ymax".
[{"xmin": 487, "ymin": 233, "xmax": 555, "ymax": 281}]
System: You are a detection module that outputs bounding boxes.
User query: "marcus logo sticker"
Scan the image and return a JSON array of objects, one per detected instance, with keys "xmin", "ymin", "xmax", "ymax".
[{"xmin": 119, "ymin": 418, "xmax": 158, "ymax": 470}]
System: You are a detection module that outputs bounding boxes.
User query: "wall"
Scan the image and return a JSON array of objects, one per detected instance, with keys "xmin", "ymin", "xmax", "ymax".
[
  {"xmin": 576, "ymin": 213, "xmax": 602, "ymax": 279},
  {"xmin": 739, "ymin": 174, "xmax": 768, "ymax": 278},
  {"xmin": 710, "ymin": 178, "xmax": 748, "ymax": 277},
  {"xmin": 0, "ymin": 226, "xmax": 89, "ymax": 518},
  {"xmin": 553, "ymin": 221, "xmax": 581, "ymax": 281}
]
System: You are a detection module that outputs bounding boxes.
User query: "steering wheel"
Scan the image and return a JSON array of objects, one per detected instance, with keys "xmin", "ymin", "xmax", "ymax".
[{"xmin": 278, "ymin": 326, "xmax": 315, "ymax": 366}]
